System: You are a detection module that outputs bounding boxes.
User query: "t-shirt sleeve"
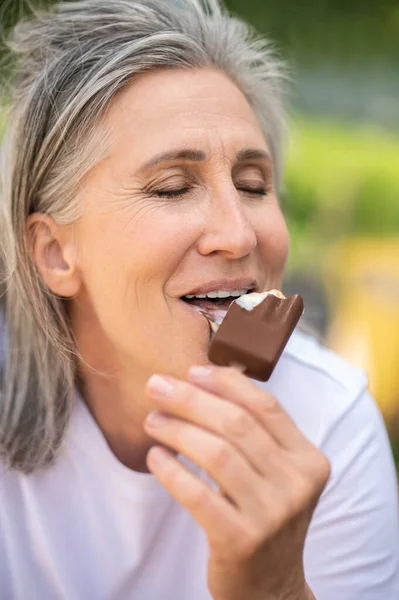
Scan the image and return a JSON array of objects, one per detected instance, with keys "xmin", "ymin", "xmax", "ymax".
[{"xmin": 303, "ymin": 388, "xmax": 399, "ymax": 599}]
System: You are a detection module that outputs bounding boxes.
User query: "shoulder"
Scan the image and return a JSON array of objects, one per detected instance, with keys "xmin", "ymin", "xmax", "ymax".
[
  {"xmin": 262, "ymin": 329, "xmax": 369, "ymax": 447},
  {"xmin": 281, "ymin": 328, "xmax": 368, "ymax": 397},
  {"xmin": 280, "ymin": 333, "xmax": 399, "ymax": 596},
  {"xmin": 0, "ymin": 460, "xmax": 23, "ymax": 501}
]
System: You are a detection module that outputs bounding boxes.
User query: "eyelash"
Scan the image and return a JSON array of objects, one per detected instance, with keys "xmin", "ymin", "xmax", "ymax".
[{"xmin": 154, "ymin": 186, "xmax": 268, "ymax": 199}]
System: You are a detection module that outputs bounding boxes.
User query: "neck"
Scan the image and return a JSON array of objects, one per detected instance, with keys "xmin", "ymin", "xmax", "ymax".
[
  {"xmin": 78, "ymin": 365, "xmax": 156, "ymax": 473},
  {"xmin": 70, "ymin": 296, "xmax": 157, "ymax": 473}
]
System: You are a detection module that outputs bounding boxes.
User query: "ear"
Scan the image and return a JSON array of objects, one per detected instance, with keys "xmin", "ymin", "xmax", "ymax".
[{"xmin": 27, "ymin": 213, "xmax": 82, "ymax": 298}]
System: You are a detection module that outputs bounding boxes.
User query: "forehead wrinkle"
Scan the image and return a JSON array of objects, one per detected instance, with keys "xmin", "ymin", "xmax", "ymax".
[{"xmin": 200, "ymin": 126, "xmax": 231, "ymax": 173}]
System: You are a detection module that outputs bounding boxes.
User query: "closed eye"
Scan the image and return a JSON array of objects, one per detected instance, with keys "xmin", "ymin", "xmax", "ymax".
[
  {"xmin": 153, "ymin": 185, "xmax": 268, "ymax": 199},
  {"xmin": 153, "ymin": 187, "xmax": 191, "ymax": 198},
  {"xmin": 237, "ymin": 186, "xmax": 267, "ymax": 196}
]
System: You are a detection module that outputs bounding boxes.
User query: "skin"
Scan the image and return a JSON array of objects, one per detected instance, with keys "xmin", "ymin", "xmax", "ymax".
[{"xmin": 29, "ymin": 68, "xmax": 328, "ymax": 599}]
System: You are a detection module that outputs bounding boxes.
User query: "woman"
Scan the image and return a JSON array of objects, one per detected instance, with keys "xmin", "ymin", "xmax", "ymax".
[{"xmin": 0, "ymin": 1, "xmax": 397, "ymax": 598}]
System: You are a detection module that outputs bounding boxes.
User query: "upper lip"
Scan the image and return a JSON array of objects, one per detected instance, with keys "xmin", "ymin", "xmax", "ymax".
[{"xmin": 181, "ymin": 278, "xmax": 258, "ymax": 297}]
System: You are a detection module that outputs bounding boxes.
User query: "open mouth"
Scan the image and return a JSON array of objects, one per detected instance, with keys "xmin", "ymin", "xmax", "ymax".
[
  {"xmin": 180, "ymin": 289, "xmax": 255, "ymax": 321},
  {"xmin": 179, "ymin": 286, "xmax": 257, "ymax": 342}
]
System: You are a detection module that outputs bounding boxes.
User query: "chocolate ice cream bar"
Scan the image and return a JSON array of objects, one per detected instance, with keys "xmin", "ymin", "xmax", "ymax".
[{"xmin": 207, "ymin": 292, "xmax": 304, "ymax": 381}]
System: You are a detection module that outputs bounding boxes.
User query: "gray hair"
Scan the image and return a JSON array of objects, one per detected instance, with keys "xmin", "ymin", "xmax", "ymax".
[{"xmin": 0, "ymin": 0, "xmax": 288, "ymax": 473}]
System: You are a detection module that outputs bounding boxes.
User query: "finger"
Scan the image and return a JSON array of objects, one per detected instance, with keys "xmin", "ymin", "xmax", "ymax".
[
  {"xmin": 186, "ymin": 365, "xmax": 309, "ymax": 451},
  {"xmin": 147, "ymin": 446, "xmax": 244, "ymax": 547},
  {"xmin": 146, "ymin": 375, "xmax": 282, "ymax": 478},
  {"xmin": 184, "ymin": 368, "xmax": 331, "ymax": 500},
  {"xmin": 146, "ymin": 445, "xmax": 257, "ymax": 554},
  {"xmin": 144, "ymin": 411, "xmax": 270, "ymax": 517}
]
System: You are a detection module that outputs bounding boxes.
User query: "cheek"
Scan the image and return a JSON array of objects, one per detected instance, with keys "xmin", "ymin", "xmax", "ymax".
[
  {"xmin": 257, "ymin": 207, "xmax": 290, "ymax": 274},
  {"xmin": 78, "ymin": 203, "xmax": 194, "ymax": 302}
]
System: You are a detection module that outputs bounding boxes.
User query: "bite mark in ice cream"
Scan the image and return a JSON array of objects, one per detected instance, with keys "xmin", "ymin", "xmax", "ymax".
[
  {"xmin": 203, "ymin": 290, "xmax": 304, "ymax": 381},
  {"xmin": 235, "ymin": 289, "xmax": 285, "ymax": 311}
]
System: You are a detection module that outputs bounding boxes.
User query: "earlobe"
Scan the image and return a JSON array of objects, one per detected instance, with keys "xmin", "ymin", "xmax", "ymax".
[{"xmin": 27, "ymin": 213, "xmax": 82, "ymax": 298}]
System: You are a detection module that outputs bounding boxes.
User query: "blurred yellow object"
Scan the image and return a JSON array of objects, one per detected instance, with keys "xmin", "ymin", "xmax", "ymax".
[{"xmin": 324, "ymin": 237, "xmax": 399, "ymax": 422}]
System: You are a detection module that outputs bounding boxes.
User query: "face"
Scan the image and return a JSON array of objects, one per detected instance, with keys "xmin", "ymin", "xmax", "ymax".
[{"xmin": 64, "ymin": 68, "xmax": 290, "ymax": 381}]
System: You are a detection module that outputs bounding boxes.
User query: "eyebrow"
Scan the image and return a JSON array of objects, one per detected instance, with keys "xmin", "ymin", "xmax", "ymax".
[
  {"xmin": 236, "ymin": 148, "xmax": 271, "ymax": 163},
  {"xmin": 138, "ymin": 147, "xmax": 272, "ymax": 171}
]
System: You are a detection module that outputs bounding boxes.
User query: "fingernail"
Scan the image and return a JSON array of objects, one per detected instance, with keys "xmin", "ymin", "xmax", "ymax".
[
  {"xmin": 188, "ymin": 365, "xmax": 214, "ymax": 379},
  {"xmin": 147, "ymin": 375, "xmax": 175, "ymax": 397},
  {"xmin": 145, "ymin": 411, "xmax": 169, "ymax": 427},
  {"xmin": 148, "ymin": 446, "xmax": 169, "ymax": 466}
]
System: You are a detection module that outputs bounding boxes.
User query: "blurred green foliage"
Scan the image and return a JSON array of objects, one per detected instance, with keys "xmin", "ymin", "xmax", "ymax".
[
  {"xmin": 225, "ymin": 0, "xmax": 399, "ymax": 67},
  {"xmin": 283, "ymin": 117, "xmax": 399, "ymax": 272}
]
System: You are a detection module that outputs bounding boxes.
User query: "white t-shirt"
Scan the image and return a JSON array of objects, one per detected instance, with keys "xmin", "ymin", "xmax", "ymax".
[{"xmin": 0, "ymin": 331, "xmax": 398, "ymax": 600}]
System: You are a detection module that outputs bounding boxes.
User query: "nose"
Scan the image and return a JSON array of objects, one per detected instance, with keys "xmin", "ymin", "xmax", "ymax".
[{"xmin": 197, "ymin": 184, "xmax": 257, "ymax": 259}]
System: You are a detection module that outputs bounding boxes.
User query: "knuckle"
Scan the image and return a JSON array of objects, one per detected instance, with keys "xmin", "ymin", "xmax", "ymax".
[
  {"xmin": 163, "ymin": 460, "xmax": 182, "ymax": 489},
  {"xmin": 297, "ymin": 449, "xmax": 331, "ymax": 495},
  {"xmin": 258, "ymin": 392, "xmax": 279, "ymax": 416},
  {"xmin": 165, "ymin": 466, "xmax": 212, "ymax": 512},
  {"xmin": 214, "ymin": 366, "xmax": 237, "ymax": 385},
  {"xmin": 177, "ymin": 381, "xmax": 196, "ymax": 407},
  {"xmin": 185, "ymin": 484, "xmax": 211, "ymax": 512},
  {"xmin": 223, "ymin": 409, "xmax": 256, "ymax": 440},
  {"xmin": 276, "ymin": 467, "xmax": 316, "ymax": 516},
  {"xmin": 289, "ymin": 467, "xmax": 327, "ymax": 513},
  {"xmin": 316, "ymin": 453, "xmax": 331, "ymax": 486},
  {"xmin": 211, "ymin": 441, "xmax": 233, "ymax": 471},
  {"xmin": 305, "ymin": 450, "xmax": 331, "ymax": 485},
  {"xmin": 291, "ymin": 476, "xmax": 314, "ymax": 509}
]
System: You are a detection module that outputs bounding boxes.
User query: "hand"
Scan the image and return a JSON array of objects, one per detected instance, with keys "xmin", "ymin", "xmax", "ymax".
[{"xmin": 144, "ymin": 366, "xmax": 329, "ymax": 600}]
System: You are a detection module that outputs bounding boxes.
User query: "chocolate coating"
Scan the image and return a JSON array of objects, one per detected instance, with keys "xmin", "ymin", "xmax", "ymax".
[{"xmin": 208, "ymin": 294, "xmax": 304, "ymax": 381}]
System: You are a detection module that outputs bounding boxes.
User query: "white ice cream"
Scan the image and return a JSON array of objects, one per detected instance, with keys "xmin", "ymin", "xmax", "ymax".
[{"xmin": 235, "ymin": 289, "xmax": 285, "ymax": 311}]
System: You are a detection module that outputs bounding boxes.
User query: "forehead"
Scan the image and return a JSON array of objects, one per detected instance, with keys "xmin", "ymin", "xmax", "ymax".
[{"xmin": 103, "ymin": 68, "xmax": 267, "ymax": 162}]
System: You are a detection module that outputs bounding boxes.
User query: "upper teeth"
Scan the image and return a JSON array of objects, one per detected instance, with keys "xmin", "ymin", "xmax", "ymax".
[{"xmin": 185, "ymin": 289, "xmax": 249, "ymax": 299}]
